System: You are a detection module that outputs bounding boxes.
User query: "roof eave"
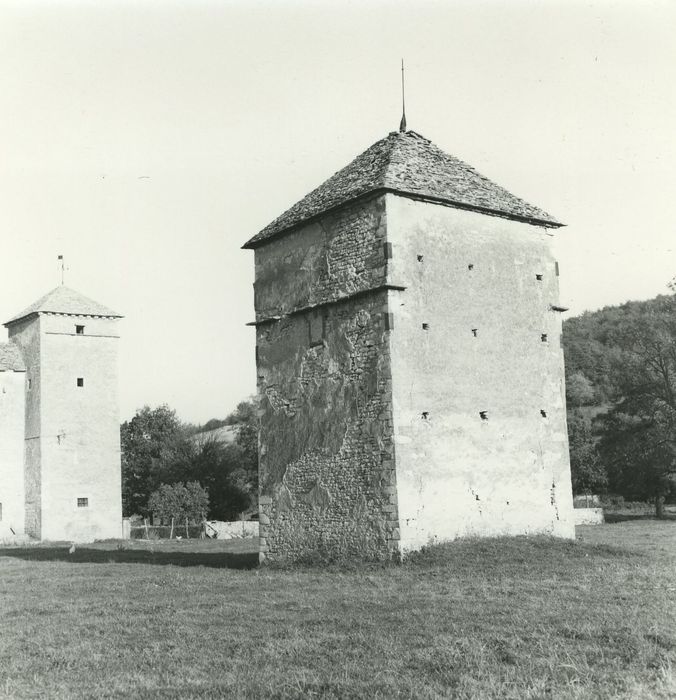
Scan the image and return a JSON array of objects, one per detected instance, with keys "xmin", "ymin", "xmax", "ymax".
[
  {"xmin": 4, "ymin": 310, "xmax": 124, "ymax": 328},
  {"xmin": 242, "ymin": 188, "xmax": 564, "ymax": 250}
]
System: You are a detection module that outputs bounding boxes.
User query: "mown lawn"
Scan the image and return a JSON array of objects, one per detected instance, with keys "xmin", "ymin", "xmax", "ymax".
[{"xmin": 1, "ymin": 522, "xmax": 674, "ymax": 699}]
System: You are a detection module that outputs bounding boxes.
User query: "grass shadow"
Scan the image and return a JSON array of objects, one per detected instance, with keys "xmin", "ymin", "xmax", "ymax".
[
  {"xmin": 0, "ymin": 546, "xmax": 259, "ymax": 569},
  {"xmin": 604, "ymin": 512, "xmax": 676, "ymax": 524}
]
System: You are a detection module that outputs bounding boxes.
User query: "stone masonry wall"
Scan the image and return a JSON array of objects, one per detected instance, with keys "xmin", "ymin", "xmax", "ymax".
[
  {"xmin": 256, "ymin": 291, "xmax": 398, "ymax": 561},
  {"xmin": 254, "ymin": 194, "xmax": 399, "ymax": 562},
  {"xmin": 254, "ymin": 195, "xmax": 388, "ymax": 321}
]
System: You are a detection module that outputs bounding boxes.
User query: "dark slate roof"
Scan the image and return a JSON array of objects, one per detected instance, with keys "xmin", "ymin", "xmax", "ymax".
[
  {"xmin": 0, "ymin": 343, "xmax": 25, "ymax": 371},
  {"xmin": 5, "ymin": 286, "xmax": 122, "ymax": 326},
  {"xmin": 243, "ymin": 130, "xmax": 562, "ymax": 249}
]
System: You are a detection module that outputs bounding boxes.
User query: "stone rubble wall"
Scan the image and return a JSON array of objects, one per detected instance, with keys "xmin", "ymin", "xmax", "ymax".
[
  {"xmin": 253, "ymin": 195, "xmax": 388, "ymax": 321},
  {"xmin": 254, "ymin": 195, "xmax": 399, "ymax": 562}
]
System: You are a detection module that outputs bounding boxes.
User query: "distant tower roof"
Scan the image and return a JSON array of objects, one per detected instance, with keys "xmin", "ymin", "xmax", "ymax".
[
  {"xmin": 0, "ymin": 343, "xmax": 26, "ymax": 371},
  {"xmin": 4, "ymin": 286, "xmax": 123, "ymax": 327},
  {"xmin": 243, "ymin": 130, "xmax": 562, "ymax": 249}
]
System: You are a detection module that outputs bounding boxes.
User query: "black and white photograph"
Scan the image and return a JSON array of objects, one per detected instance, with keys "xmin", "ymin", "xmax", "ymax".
[{"xmin": 0, "ymin": 1, "xmax": 674, "ymax": 697}]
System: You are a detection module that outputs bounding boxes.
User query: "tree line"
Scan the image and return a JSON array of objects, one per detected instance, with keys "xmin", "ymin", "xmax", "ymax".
[
  {"xmin": 121, "ymin": 399, "xmax": 258, "ymax": 522},
  {"xmin": 563, "ymin": 285, "xmax": 676, "ymax": 516}
]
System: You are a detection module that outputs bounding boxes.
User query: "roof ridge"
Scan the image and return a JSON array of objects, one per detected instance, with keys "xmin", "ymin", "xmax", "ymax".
[{"xmin": 376, "ymin": 132, "xmax": 400, "ymax": 189}]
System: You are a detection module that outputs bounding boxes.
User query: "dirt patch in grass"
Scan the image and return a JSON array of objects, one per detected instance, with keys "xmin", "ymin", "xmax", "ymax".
[{"xmin": 1, "ymin": 525, "xmax": 674, "ymax": 699}]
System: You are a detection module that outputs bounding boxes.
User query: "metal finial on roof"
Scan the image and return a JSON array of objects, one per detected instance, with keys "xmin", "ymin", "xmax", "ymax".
[
  {"xmin": 58, "ymin": 254, "xmax": 65, "ymax": 285},
  {"xmin": 399, "ymin": 59, "xmax": 407, "ymax": 133}
]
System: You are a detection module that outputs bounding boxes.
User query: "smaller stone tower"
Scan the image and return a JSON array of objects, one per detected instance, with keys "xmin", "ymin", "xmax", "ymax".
[{"xmin": 4, "ymin": 286, "xmax": 123, "ymax": 541}]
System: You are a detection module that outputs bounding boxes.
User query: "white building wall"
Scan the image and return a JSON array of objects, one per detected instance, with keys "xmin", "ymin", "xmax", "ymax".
[
  {"xmin": 386, "ymin": 195, "xmax": 574, "ymax": 551},
  {"xmin": 7, "ymin": 316, "xmax": 42, "ymax": 538},
  {"xmin": 7, "ymin": 312, "xmax": 122, "ymax": 542},
  {"xmin": 39, "ymin": 314, "xmax": 122, "ymax": 541},
  {"xmin": 0, "ymin": 370, "xmax": 26, "ymax": 537}
]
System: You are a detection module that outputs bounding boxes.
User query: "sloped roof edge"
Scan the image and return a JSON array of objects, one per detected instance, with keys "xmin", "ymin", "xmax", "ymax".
[
  {"xmin": 4, "ymin": 286, "xmax": 123, "ymax": 327},
  {"xmin": 242, "ymin": 186, "xmax": 563, "ymax": 250},
  {"xmin": 243, "ymin": 130, "xmax": 563, "ymax": 249}
]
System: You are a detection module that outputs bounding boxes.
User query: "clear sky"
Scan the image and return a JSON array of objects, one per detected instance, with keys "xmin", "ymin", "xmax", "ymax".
[{"xmin": 1, "ymin": 0, "xmax": 674, "ymax": 424}]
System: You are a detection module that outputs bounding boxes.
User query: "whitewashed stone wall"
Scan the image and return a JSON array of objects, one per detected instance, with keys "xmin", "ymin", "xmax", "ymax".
[
  {"xmin": 8, "ymin": 313, "xmax": 122, "ymax": 542},
  {"xmin": 387, "ymin": 195, "xmax": 575, "ymax": 549},
  {"xmin": 0, "ymin": 370, "xmax": 26, "ymax": 537}
]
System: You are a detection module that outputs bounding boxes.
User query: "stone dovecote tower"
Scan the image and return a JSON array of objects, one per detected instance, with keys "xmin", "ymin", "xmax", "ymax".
[
  {"xmin": 244, "ymin": 129, "xmax": 574, "ymax": 562},
  {"xmin": 4, "ymin": 286, "xmax": 123, "ymax": 542}
]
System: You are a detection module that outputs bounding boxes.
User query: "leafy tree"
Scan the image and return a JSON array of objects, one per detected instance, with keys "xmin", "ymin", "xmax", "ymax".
[
  {"xmin": 148, "ymin": 481, "xmax": 209, "ymax": 537},
  {"xmin": 563, "ymin": 315, "xmax": 615, "ymax": 404},
  {"xmin": 596, "ymin": 410, "xmax": 675, "ymax": 517},
  {"xmin": 121, "ymin": 398, "xmax": 259, "ymax": 521},
  {"xmin": 189, "ymin": 398, "xmax": 259, "ymax": 519},
  {"xmin": 567, "ymin": 411, "xmax": 607, "ymax": 495},
  {"xmin": 187, "ymin": 437, "xmax": 251, "ymax": 520},
  {"xmin": 593, "ymin": 294, "xmax": 676, "ymax": 516},
  {"xmin": 566, "ymin": 372, "xmax": 596, "ymax": 408},
  {"xmin": 147, "ymin": 483, "xmax": 181, "ymax": 525},
  {"xmin": 231, "ymin": 398, "xmax": 259, "ymax": 498},
  {"xmin": 120, "ymin": 405, "xmax": 192, "ymax": 516}
]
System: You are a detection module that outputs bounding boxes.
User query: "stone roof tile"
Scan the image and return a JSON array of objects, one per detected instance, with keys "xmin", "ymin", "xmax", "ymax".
[
  {"xmin": 4, "ymin": 286, "xmax": 122, "ymax": 326},
  {"xmin": 243, "ymin": 130, "xmax": 562, "ymax": 249}
]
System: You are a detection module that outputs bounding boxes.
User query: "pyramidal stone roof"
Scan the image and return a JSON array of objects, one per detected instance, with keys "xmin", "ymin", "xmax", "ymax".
[
  {"xmin": 0, "ymin": 343, "xmax": 25, "ymax": 371},
  {"xmin": 244, "ymin": 130, "xmax": 562, "ymax": 249},
  {"xmin": 4, "ymin": 286, "xmax": 122, "ymax": 326}
]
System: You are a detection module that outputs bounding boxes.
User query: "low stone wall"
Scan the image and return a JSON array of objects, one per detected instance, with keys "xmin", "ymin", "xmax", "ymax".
[
  {"xmin": 574, "ymin": 508, "xmax": 604, "ymax": 526},
  {"xmin": 206, "ymin": 520, "xmax": 259, "ymax": 539}
]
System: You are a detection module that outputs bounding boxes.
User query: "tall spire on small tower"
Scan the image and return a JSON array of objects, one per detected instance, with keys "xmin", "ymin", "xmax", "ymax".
[{"xmin": 399, "ymin": 59, "xmax": 407, "ymax": 133}]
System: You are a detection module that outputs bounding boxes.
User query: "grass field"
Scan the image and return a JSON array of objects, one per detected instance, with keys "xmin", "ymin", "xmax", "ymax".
[{"xmin": 1, "ymin": 522, "xmax": 675, "ymax": 699}]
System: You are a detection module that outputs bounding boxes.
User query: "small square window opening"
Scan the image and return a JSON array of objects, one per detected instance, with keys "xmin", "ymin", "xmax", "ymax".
[
  {"xmin": 75, "ymin": 325, "xmax": 85, "ymax": 335},
  {"xmin": 536, "ymin": 274, "xmax": 543, "ymax": 281},
  {"xmin": 468, "ymin": 264, "xmax": 474, "ymax": 271},
  {"xmin": 541, "ymin": 334, "xmax": 548, "ymax": 343},
  {"xmin": 479, "ymin": 411, "xmax": 488, "ymax": 420},
  {"xmin": 77, "ymin": 497, "xmax": 88, "ymax": 508},
  {"xmin": 308, "ymin": 310, "xmax": 325, "ymax": 347},
  {"xmin": 422, "ymin": 323, "xmax": 430, "ymax": 330},
  {"xmin": 77, "ymin": 378, "xmax": 84, "ymax": 387}
]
